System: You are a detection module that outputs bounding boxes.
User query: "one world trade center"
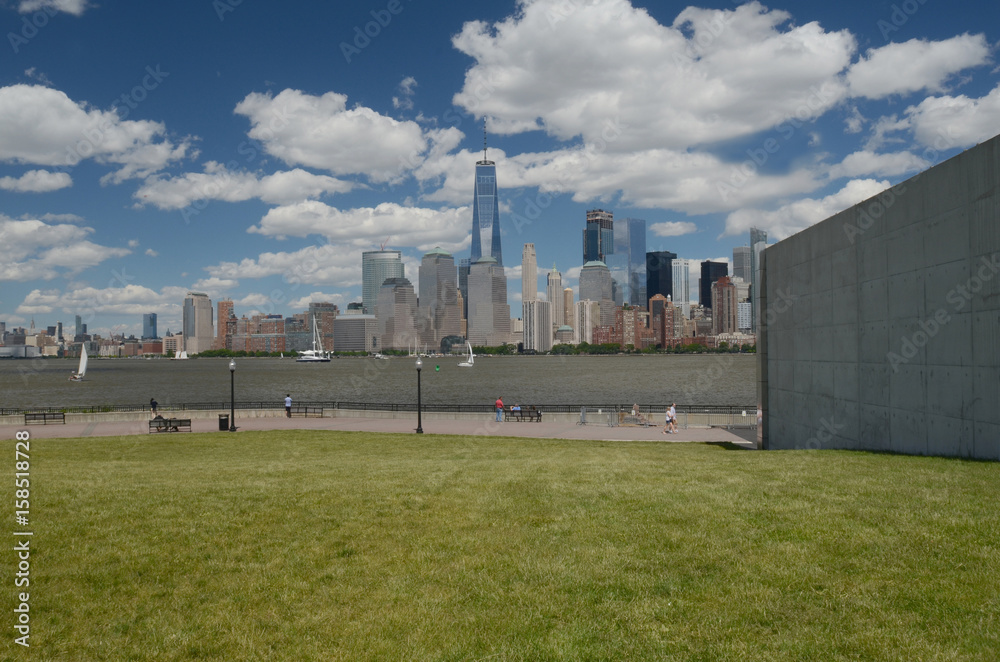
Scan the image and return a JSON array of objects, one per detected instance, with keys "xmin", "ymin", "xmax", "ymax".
[{"xmin": 469, "ymin": 121, "xmax": 503, "ymax": 267}]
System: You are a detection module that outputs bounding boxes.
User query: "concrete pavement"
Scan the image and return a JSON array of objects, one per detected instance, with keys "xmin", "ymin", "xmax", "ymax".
[{"xmin": 2, "ymin": 410, "xmax": 757, "ymax": 447}]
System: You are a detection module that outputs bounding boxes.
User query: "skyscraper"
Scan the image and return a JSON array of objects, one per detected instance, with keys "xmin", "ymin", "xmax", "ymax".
[
  {"xmin": 362, "ymin": 249, "xmax": 404, "ymax": 315},
  {"xmin": 750, "ymin": 227, "xmax": 768, "ymax": 333},
  {"xmin": 521, "ymin": 243, "xmax": 537, "ymax": 304},
  {"xmin": 700, "ymin": 261, "xmax": 729, "ymax": 309},
  {"xmin": 470, "ymin": 123, "xmax": 503, "ymax": 266},
  {"xmin": 418, "ymin": 247, "xmax": 460, "ymax": 350},
  {"xmin": 671, "ymin": 259, "xmax": 692, "ymax": 317},
  {"xmin": 733, "ymin": 246, "xmax": 752, "ymax": 283},
  {"xmin": 646, "ymin": 251, "xmax": 677, "ymax": 304},
  {"xmin": 583, "ymin": 209, "xmax": 614, "ymax": 263},
  {"xmin": 523, "ymin": 300, "xmax": 552, "ymax": 352},
  {"xmin": 377, "ymin": 277, "xmax": 417, "ymax": 351},
  {"xmin": 562, "ymin": 287, "xmax": 575, "ymax": 332},
  {"xmin": 711, "ymin": 276, "xmax": 738, "ymax": 335},
  {"xmin": 579, "ymin": 261, "xmax": 615, "ymax": 326},
  {"xmin": 576, "ymin": 299, "xmax": 600, "ymax": 344},
  {"xmin": 182, "ymin": 292, "xmax": 214, "ymax": 355},
  {"xmin": 142, "ymin": 313, "xmax": 158, "ymax": 339},
  {"xmin": 458, "ymin": 258, "xmax": 471, "ymax": 322},
  {"xmin": 607, "ymin": 217, "xmax": 647, "ymax": 307},
  {"xmin": 214, "ymin": 300, "xmax": 233, "ymax": 349},
  {"xmin": 467, "ymin": 257, "xmax": 510, "ymax": 346},
  {"xmin": 625, "ymin": 217, "xmax": 647, "ymax": 307},
  {"xmin": 546, "ymin": 265, "xmax": 563, "ymax": 329}
]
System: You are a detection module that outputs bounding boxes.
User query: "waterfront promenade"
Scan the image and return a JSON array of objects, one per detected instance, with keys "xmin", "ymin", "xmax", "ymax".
[{"xmin": 1, "ymin": 409, "xmax": 756, "ymax": 446}]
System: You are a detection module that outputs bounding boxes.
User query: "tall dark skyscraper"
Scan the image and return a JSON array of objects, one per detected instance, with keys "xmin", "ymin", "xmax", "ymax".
[
  {"xmin": 142, "ymin": 313, "xmax": 158, "ymax": 339},
  {"xmin": 700, "ymin": 260, "xmax": 729, "ymax": 309},
  {"xmin": 583, "ymin": 209, "xmax": 614, "ymax": 262},
  {"xmin": 646, "ymin": 251, "xmax": 677, "ymax": 304},
  {"xmin": 470, "ymin": 121, "xmax": 503, "ymax": 266}
]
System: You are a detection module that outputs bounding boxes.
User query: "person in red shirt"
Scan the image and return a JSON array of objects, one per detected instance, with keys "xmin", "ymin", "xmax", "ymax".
[{"xmin": 495, "ymin": 396, "xmax": 504, "ymax": 422}]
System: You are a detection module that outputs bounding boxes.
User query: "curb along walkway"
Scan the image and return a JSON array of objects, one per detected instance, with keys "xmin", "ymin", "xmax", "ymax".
[{"xmin": 2, "ymin": 413, "xmax": 757, "ymax": 447}]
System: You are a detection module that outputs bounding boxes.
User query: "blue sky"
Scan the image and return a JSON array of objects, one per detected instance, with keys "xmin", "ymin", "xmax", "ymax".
[{"xmin": 1, "ymin": 0, "xmax": 997, "ymax": 337}]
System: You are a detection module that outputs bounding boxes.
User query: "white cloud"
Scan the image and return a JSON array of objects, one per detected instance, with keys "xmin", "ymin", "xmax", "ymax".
[
  {"xmin": 204, "ymin": 243, "xmax": 365, "ymax": 289},
  {"xmin": 16, "ymin": 284, "xmax": 182, "ymax": 317},
  {"xmin": 249, "ymin": 201, "xmax": 470, "ymax": 253},
  {"xmin": 904, "ymin": 84, "xmax": 1000, "ymax": 149},
  {"xmin": 846, "ymin": 35, "xmax": 990, "ymax": 99},
  {"xmin": 234, "ymin": 89, "xmax": 430, "ymax": 182},
  {"xmin": 0, "ymin": 169, "xmax": 71, "ymax": 192},
  {"xmin": 723, "ymin": 178, "xmax": 892, "ymax": 240},
  {"xmin": 23, "ymin": 68, "xmax": 53, "ymax": 86},
  {"xmin": 190, "ymin": 277, "xmax": 239, "ymax": 296},
  {"xmin": 18, "ymin": 0, "xmax": 89, "ymax": 16},
  {"xmin": 0, "ymin": 215, "xmax": 131, "ymax": 281},
  {"xmin": 843, "ymin": 106, "xmax": 866, "ymax": 134},
  {"xmin": 451, "ymin": 0, "xmax": 854, "ymax": 149},
  {"xmin": 0, "ymin": 85, "xmax": 190, "ymax": 180},
  {"xmin": 418, "ymin": 144, "xmax": 821, "ymax": 215},
  {"xmin": 393, "ymin": 76, "xmax": 417, "ymax": 110},
  {"xmin": 827, "ymin": 150, "xmax": 929, "ymax": 180},
  {"xmin": 650, "ymin": 221, "xmax": 698, "ymax": 237},
  {"xmin": 135, "ymin": 163, "xmax": 354, "ymax": 209},
  {"xmin": 145, "ymin": 249, "xmax": 158, "ymax": 257}
]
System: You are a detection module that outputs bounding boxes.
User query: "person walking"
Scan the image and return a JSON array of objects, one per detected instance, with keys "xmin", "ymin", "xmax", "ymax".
[
  {"xmin": 285, "ymin": 394, "xmax": 292, "ymax": 418},
  {"xmin": 663, "ymin": 402, "xmax": 677, "ymax": 434},
  {"xmin": 150, "ymin": 398, "xmax": 158, "ymax": 416},
  {"xmin": 495, "ymin": 396, "xmax": 504, "ymax": 422}
]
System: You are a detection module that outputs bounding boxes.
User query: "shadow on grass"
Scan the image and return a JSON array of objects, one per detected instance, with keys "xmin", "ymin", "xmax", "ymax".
[{"xmin": 703, "ymin": 441, "xmax": 751, "ymax": 451}]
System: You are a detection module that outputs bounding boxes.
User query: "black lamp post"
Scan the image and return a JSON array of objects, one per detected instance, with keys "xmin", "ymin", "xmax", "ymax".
[
  {"xmin": 228, "ymin": 358, "xmax": 237, "ymax": 432},
  {"xmin": 415, "ymin": 356, "xmax": 423, "ymax": 434}
]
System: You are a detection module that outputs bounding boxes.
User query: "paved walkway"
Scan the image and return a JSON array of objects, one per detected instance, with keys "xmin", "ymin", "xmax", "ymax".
[{"xmin": 2, "ymin": 413, "xmax": 757, "ymax": 447}]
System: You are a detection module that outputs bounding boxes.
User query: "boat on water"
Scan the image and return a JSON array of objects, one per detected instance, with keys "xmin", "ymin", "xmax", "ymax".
[
  {"xmin": 170, "ymin": 350, "xmax": 189, "ymax": 360},
  {"xmin": 372, "ymin": 353, "xmax": 389, "ymax": 360},
  {"xmin": 458, "ymin": 341, "xmax": 474, "ymax": 368},
  {"xmin": 296, "ymin": 315, "xmax": 331, "ymax": 362},
  {"xmin": 69, "ymin": 345, "xmax": 88, "ymax": 381}
]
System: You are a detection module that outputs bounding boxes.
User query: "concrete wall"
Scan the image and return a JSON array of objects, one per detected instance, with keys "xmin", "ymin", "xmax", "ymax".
[{"xmin": 760, "ymin": 134, "xmax": 1000, "ymax": 459}]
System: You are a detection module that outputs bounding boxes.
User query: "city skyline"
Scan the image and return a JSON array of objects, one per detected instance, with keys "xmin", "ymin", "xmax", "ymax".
[{"xmin": 1, "ymin": 1, "xmax": 997, "ymax": 337}]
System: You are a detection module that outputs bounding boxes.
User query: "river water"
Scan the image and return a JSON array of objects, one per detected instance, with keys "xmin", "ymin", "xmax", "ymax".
[{"xmin": 0, "ymin": 354, "xmax": 756, "ymax": 410}]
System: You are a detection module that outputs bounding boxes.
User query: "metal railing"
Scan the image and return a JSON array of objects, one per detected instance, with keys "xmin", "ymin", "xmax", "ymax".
[{"xmin": 2, "ymin": 401, "xmax": 755, "ymax": 427}]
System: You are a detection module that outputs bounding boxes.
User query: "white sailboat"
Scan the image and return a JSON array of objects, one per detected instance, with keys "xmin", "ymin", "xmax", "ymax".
[
  {"xmin": 170, "ymin": 349, "xmax": 188, "ymax": 360},
  {"xmin": 458, "ymin": 341, "xmax": 474, "ymax": 368},
  {"xmin": 296, "ymin": 315, "xmax": 331, "ymax": 362},
  {"xmin": 69, "ymin": 345, "xmax": 88, "ymax": 381}
]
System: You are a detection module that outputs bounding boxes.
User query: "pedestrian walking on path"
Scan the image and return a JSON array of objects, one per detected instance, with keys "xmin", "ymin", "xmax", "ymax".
[
  {"xmin": 150, "ymin": 398, "xmax": 158, "ymax": 416},
  {"xmin": 285, "ymin": 394, "xmax": 292, "ymax": 418},
  {"xmin": 495, "ymin": 396, "xmax": 504, "ymax": 422}
]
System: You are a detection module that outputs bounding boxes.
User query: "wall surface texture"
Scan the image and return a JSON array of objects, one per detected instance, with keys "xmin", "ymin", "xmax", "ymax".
[{"xmin": 759, "ymin": 135, "xmax": 999, "ymax": 459}]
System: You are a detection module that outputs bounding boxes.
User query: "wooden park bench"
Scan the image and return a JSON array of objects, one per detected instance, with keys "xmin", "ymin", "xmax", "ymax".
[
  {"xmin": 149, "ymin": 418, "xmax": 192, "ymax": 433},
  {"xmin": 24, "ymin": 412, "xmax": 65, "ymax": 425},
  {"xmin": 505, "ymin": 407, "xmax": 542, "ymax": 422},
  {"xmin": 288, "ymin": 406, "xmax": 323, "ymax": 418}
]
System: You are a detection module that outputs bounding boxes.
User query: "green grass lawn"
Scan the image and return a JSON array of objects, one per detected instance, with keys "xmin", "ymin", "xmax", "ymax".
[{"xmin": 5, "ymin": 432, "xmax": 1000, "ymax": 660}]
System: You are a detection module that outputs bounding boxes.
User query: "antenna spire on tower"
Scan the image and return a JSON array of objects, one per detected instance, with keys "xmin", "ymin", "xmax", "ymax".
[{"xmin": 483, "ymin": 117, "xmax": 488, "ymax": 162}]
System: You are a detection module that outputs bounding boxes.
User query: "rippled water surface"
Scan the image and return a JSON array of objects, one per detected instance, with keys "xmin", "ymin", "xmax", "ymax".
[{"xmin": 0, "ymin": 354, "xmax": 756, "ymax": 409}]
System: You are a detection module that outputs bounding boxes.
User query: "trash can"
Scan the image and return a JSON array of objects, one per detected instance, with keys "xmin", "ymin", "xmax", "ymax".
[{"xmin": 218, "ymin": 414, "xmax": 229, "ymax": 431}]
